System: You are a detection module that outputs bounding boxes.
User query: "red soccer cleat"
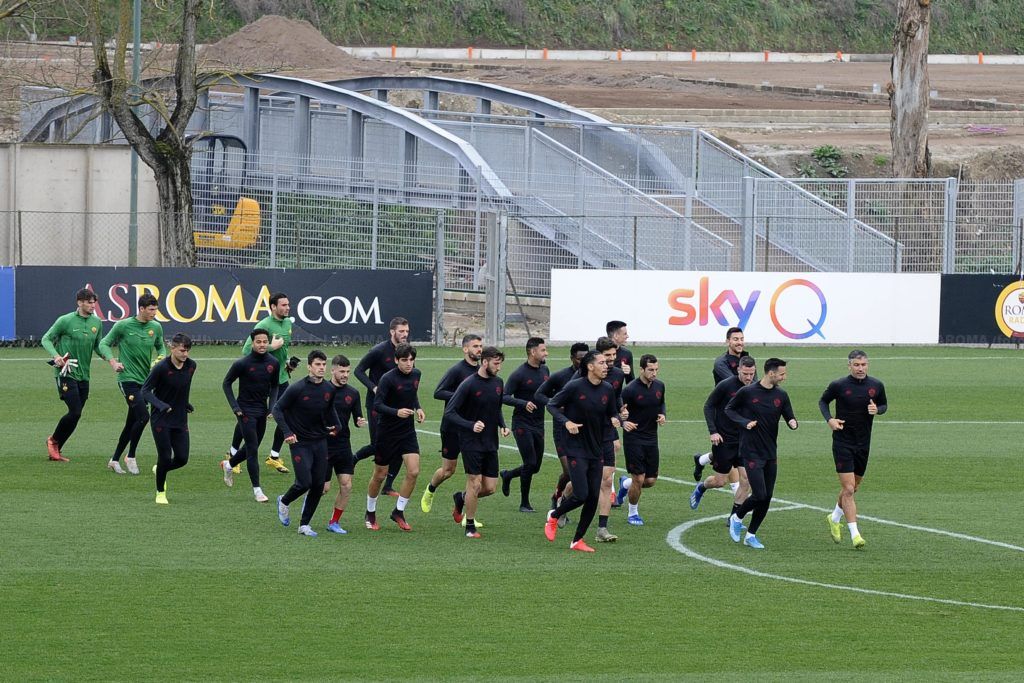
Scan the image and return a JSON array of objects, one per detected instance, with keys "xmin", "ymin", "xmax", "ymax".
[
  {"xmin": 465, "ymin": 530, "xmax": 482, "ymax": 539},
  {"xmin": 364, "ymin": 512, "xmax": 380, "ymax": 531},
  {"xmin": 390, "ymin": 510, "xmax": 412, "ymax": 531},
  {"xmin": 570, "ymin": 539, "xmax": 596, "ymax": 553},
  {"xmin": 46, "ymin": 437, "xmax": 68, "ymax": 462},
  {"xmin": 544, "ymin": 511, "xmax": 558, "ymax": 542}
]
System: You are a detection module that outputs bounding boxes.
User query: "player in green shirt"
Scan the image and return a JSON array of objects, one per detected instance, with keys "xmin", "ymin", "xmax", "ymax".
[
  {"xmin": 41, "ymin": 288, "xmax": 116, "ymax": 462},
  {"xmin": 229, "ymin": 292, "xmax": 293, "ymax": 474},
  {"xmin": 99, "ymin": 293, "xmax": 166, "ymax": 475}
]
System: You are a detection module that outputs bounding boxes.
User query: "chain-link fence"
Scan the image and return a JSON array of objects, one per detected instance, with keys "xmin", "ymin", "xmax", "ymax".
[{"xmin": 3, "ymin": 211, "xmax": 163, "ymax": 266}]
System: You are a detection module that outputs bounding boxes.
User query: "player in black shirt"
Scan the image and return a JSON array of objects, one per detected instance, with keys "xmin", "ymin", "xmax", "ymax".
[
  {"xmin": 690, "ymin": 356, "xmax": 756, "ymax": 519},
  {"xmin": 272, "ymin": 350, "xmax": 341, "ymax": 537},
  {"xmin": 724, "ymin": 358, "xmax": 798, "ymax": 549},
  {"xmin": 543, "ymin": 351, "xmax": 618, "ymax": 553},
  {"xmin": 421, "ymin": 334, "xmax": 482, "ymax": 516},
  {"xmin": 220, "ymin": 329, "xmax": 280, "ymax": 503},
  {"xmin": 594, "ymin": 336, "xmax": 627, "ymax": 542},
  {"xmin": 446, "ymin": 347, "xmax": 510, "ymax": 538},
  {"xmin": 819, "ymin": 350, "xmax": 888, "ymax": 549},
  {"xmin": 141, "ymin": 334, "xmax": 196, "ymax": 505},
  {"xmin": 616, "ymin": 354, "xmax": 667, "ymax": 526},
  {"xmin": 499, "ymin": 337, "xmax": 550, "ymax": 512},
  {"xmin": 366, "ymin": 343, "xmax": 425, "ymax": 532},
  {"xmin": 322, "ymin": 354, "xmax": 367, "ymax": 535},
  {"xmin": 694, "ymin": 326, "xmax": 751, "ymax": 488},
  {"xmin": 354, "ymin": 316, "xmax": 410, "ymax": 496},
  {"xmin": 606, "ymin": 320, "xmax": 635, "ymax": 384}
]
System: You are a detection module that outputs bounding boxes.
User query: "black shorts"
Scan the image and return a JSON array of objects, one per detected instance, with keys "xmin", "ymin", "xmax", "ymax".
[
  {"xmin": 833, "ymin": 442, "xmax": 870, "ymax": 476},
  {"xmin": 374, "ymin": 430, "xmax": 419, "ymax": 467},
  {"xmin": 327, "ymin": 439, "xmax": 355, "ymax": 477},
  {"xmin": 55, "ymin": 376, "xmax": 89, "ymax": 404},
  {"xmin": 601, "ymin": 441, "xmax": 616, "ymax": 469},
  {"xmin": 440, "ymin": 427, "xmax": 460, "ymax": 461},
  {"xmin": 553, "ymin": 427, "xmax": 567, "ymax": 458},
  {"xmin": 711, "ymin": 441, "xmax": 741, "ymax": 474},
  {"xmin": 624, "ymin": 439, "xmax": 659, "ymax": 476},
  {"xmin": 462, "ymin": 450, "xmax": 499, "ymax": 477}
]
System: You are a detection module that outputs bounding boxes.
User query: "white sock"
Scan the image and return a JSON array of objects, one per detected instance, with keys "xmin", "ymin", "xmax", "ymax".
[
  {"xmin": 628, "ymin": 503, "xmax": 639, "ymax": 516},
  {"xmin": 620, "ymin": 477, "xmax": 632, "ymax": 490},
  {"xmin": 397, "ymin": 496, "xmax": 409, "ymax": 512},
  {"xmin": 270, "ymin": 450, "xmax": 280, "ymax": 460},
  {"xmin": 831, "ymin": 504, "xmax": 844, "ymax": 523},
  {"xmin": 229, "ymin": 446, "xmax": 238, "ymax": 456},
  {"xmin": 698, "ymin": 453, "xmax": 712, "ymax": 466},
  {"xmin": 253, "ymin": 486, "xmax": 263, "ymax": 495},
  {"xmin": 366, "ymin": 495, "xmax": 377, "ymax": 512},
  {"xmin": 730, "ymin": 482, "xmax": 740, "ymax": 493},
  {"xmin": 848, "ymin": 521, "xmax": 860, "ymax": 537}
]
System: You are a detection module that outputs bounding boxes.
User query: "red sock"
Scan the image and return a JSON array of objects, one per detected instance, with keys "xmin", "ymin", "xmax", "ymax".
[{"xmin": 331, "ymin": 507, "xmax": 344, "ymax": 523}]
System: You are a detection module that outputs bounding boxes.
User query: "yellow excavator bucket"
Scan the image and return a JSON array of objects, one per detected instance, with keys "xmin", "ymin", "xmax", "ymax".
[{"xmin": 194, "ymin": 197, "xmax": 261, "ymax": 249}]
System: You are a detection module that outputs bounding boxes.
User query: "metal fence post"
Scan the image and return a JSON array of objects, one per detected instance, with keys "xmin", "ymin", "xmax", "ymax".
[
  {"xmin": 846, "ymin": 179, "xmax": 856, "ymax": 271},
  {"xmin": 371, "ymin": 176, "xmax": 379, "ymax": 270},
  {"xmin": 434, "ymin": 209, "xmax": 446, "ymax": 345},
  {"xmin": 269, "ymin": 153, "xmax": 279, "ymax": 268},
  {"xmin": 1012, "ymin": 179, "xmax": 1024, "ymax": 275},
  {"xmin": 483, "ymin": 211, "xmax": 507, "ymax": 346},
  {"xmin": 943, "ymin": 177, "xmax": 959, "ymax": 273},
  {"xmin": 16, "ymin": 210, "xmax": 22, "ymax": 265},
  {"xmin": 741, "ymin": 176, "xmax": 755, "ymax": 271}
]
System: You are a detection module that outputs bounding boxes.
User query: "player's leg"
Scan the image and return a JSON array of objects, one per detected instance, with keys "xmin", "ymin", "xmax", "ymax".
[
  {"xmin": 424, "ymin": 429, "xmax": 459, "ymax": 511},
  {"xmin": 265, "ymin": 382, "xmax": 290, "ymax": 473},
  {"xmin": 390, "ymin": 451, "xmax": 418, "ymax": 531},
  {"xmin": 462, "ymin": 463, "xmax": 483, "ymax": 536},
  {"xmin": 731, "ymin": 459, "xmax": 766, "ymax": 542},
  {"xmin": 152, "ymin": 423, "xmax": 173, "ymax": 501},
  {"xmin": 353, "ymin": 406, "xmax": 377, "ymax": 462},
  {"xmin": 572, "ymin": 459, "xmax": 603, "ymax": 549},
  {"xmin": 297, "ymin": 441, "xmax": 329, "ymax": 534},
  {"xmin": 364, "ymin": 453, "xmax": 389, "ymax": 530},
  {"xmin": 110, "ymin": 382, "xmax": 142, "ymax": 470},
  {"xmin": 52, "ymin": 377, "xmax": 88, "ymax": 454},
  {"xmin": 744, "ymin": 459, "xmax": 776, "ymax": 547},
  {"xmin": 595, "ymin": 441, "xmax": 617, "ymax": 542},
  {"xmin": 281, "ymin": 442, "xmax": 314, "ymax": 506},
  {"xmin": 691, "ymin": 443, "xmax": 731, "ymax": 509},
  {"xmin": 124, "ymin": 384, "xmax": 150, "ymax": 472}
]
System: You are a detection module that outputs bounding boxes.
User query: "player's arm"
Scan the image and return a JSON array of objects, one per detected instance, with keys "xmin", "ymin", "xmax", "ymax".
[
  {"xmin": 372, "ymin": 374, "xmax": 399, "ymax": 417},
  {"xmin": 502, "ymin": 371, "xmax": 526, "ymax": 408},
  {"xmin": 152, "ymin": 324, "xmax": 167, "ymax": 363},
  {"xmin": 782, "ymin": 394, "xmax": 798, "ymax": 429},
  {"xmin": 141, "ymin": 362, "xmax": 170, "ymax": 413},
  {"xmin": 711, "ymin": 356, "xmax": 731, "ymax": 384},
  {"xmin": 433, "ymin": 366, "xmax": 458, "ymax": 402},
  {"xmin": 354, "ymin": 348, "xmax": 377, "ymax": 392},
  {"xmin": 271, "ymin": 384, "xmax": 298, "ymax": 438},
  {"xmin": 222, "ymin": 359, "xmax": 245, "ymax": 414},
  {"xmin": 267, "ymin": 359, "xmax": 281, "ymax": 408},
  {"xmin": 702, "ymin": 385, "xmax": 721, "ymax": 433},
  {"xmin": 98, "ymin": 321, "xmax": 121, "ymax": 361},
  {"xmin": 657, "ymin": 380, "xmax": 667, "ymax": 420},
  {"xmin": 545, "ymin": 382, "xmax": 573, "ymax": 425},
  {"xmin": 818, "ymin": 382, "xmax": 838, "ymax": 421},
  {"xmin": 873, "ymin": 382, "xmax": 889, "ymax": 415},
  {"xmin": 352, "ymin": 392, "xmax": 364, "ymax": 425},
  {"xmin": 443, "ymin": 380, "xmax": 477, "ymax": 431},
  {"xmin": 40, "ymin": 315, "xmax": 66, "ymax": 359},
  {"xmin": 497, "ymin": 380, "xmax": 507, "ymax": 429},
  {"xmin": 724, "ymin": 390, "xmax": 751, "ymax": 427},
  {"xmin": 533, "ymin": 373, "xmax": 559, "ymax": 406}
]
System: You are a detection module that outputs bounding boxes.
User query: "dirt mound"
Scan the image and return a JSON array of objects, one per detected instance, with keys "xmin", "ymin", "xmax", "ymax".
[
  {"xmin": 200, "ymin": 15, "xmax": 358, "ymax": 72},
  {"xmin": 961, "ymin": 145, "xmax": 1024, "ymax": 181}
]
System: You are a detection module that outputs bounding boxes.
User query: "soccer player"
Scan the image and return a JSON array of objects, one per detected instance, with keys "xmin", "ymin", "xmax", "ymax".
[
  {"xmin": 543, "ymin": 351, "xmax": 618, "ymax": 553},
  {"xmin": 690, "ymin": 356, "xmax": 755, "ymax": 517},
  {"xmin": 220, "ymin": 328, "xmax": 280, "ymax": 502},
  {"xmin": 272, "ymin": 350, "xmax": 341, "ymax": 537},
  {"xmin": 322, "ymin": 354, "xmax": 367, "ymax": 535},
  {"xmin": 819, "ymin": 350, "xmax": 888, "ymax": 549},
  {"xmin": 229, "ymin": 292, "xmax": 292, "ymax": 474},
  {"xmin": 142, "ymin": 333, "xmax": 196, "ymax": 505},
  {"xmin": 499, "ymin": 337, "xmax": 550, "ymax": 512},
  {"xmin": 693, "ymin": 326, "xmax": 752, "ymax": 485},
  {"xmin": 616, "ymin": 354, "xmax": 667, "ymax": 526},
  {"xmin": 99, "ymin": 293, "xmax": 165, "ymax": 474},
  {"xmin": 421, "ymin": 334, "xmax": 482, "ymax": 514},
  {"xmin": 606, "ymin": 320, "xmax": 634, "ymax": 384},
  {"xmin": 354, "ymin": 316, "xmax": 411, "ymax": 496},
  {"xmin": 447, "ymin": 347, "xmax": 510, "ymax": 538},
  {"xmin": 366, "ymin": 343, "xmax": 424, "ymax": 532},
  {"xmin": 724, "ymin": 358, "xmax": 798, "ymax": 549},
  {"xmin": 41, "ymin": 287, "xmax": 117, "ymax": 462},
  {"xmin": 594, "ymin": 336, "xmax": 626, "ymax": 542}
]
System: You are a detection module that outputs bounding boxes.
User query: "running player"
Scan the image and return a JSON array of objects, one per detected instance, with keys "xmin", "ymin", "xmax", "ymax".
[
  {"xmin": 42, "ymin": 287, "xmax": 117, "ymax": 462},
  {"xmin": 322, "ymin": 354, "xmax": 367, "ymax": 535},
  {"xmin": 354, "ymin": 316, "xmax": 411, "ymax": 496},
  {"xmin": 543, "ymin": 351, "xmax": 618, "ymax": 553},
  {"xmin": 421, "ymin": 334, "xmax": 482, "ymax": 514},
  {"xmin": 724, "ymin": 358, "xmax": 798, "ymax": 549},
  {"xmin": 272, "ymin": 350, "xmax": 341, "ymax": 537},
  {"xmin": 446, "ymin": 347, "xmax": 510, "ymax": 538},
  {"xmin": 99, "ymin": 293, "xmax": 165, "ymax": 474},
  {"xmin": 594, "ymin": 336, "xmax": 626, "ymax": 542},
  {"xmin": 820, "ymin": 350, "xmax": 888, "ymax": 549},
  {"xmin": 615, "ymin": 354, "xmax": 667, "ymax": 526},
  {"xmin": 694, "ymin": 326, "xmax": 751, "ymax": 486},
  {"xmin": 220, "ymin": 329, "xmax": 280, "ymax": 502},
  {"xmin": 366, "ymin": 343, "xmax": 424, "ymax": 531},
  {"xmin": 606, "ymin": 320, "xmax": 634, "ymax": 384},
  {"xmin": 499, "ymin": 337, "xmax": 550, "ymax": 512},
  {"xmin": 142, "ymin": 333, "xmax": 196, "ymax": 505}
]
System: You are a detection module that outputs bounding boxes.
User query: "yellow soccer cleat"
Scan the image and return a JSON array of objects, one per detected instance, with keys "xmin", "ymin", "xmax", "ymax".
[
  {"xmin": 852, "ymin": 534, "xmax": 866, "ymax": 549},
  {"xmin": 826, "ymin": 514, "xmax": 842, "ymax": 544},
  {"xmin": 266, "ymin": 456, "xmax": 289, "ymax": 473},
  {"xmin": 420, "ymin": 488, "xmax": 434, "ymax": 513},
  {"xmin": 155, "ymin": 491, "xmax": 169, "ymax": 505}
]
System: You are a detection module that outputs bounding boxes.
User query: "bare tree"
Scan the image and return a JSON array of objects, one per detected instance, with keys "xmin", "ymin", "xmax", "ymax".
[
  {"xmin": 0, "ymin": 1, "xmax": 30, "ymax": 21},
  {"xmin": 890, "ymin": 0, "xmax": 931, "ymax": 178},
  {"xmin": 86, "ymin": 0, "xmax": 202, "ymax": 266}
]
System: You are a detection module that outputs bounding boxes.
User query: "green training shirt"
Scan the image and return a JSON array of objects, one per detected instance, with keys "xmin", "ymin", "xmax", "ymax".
[
  {"xmin": 241, "ymin": 315, "xmax": 292, "ymax": 383},
  {"xmin": 41, "ymin": 311, "xmax": 110, "ymax": 382},
  {"xmin": 99, "ymin": 317, "xmax": 167, "ymax": 385}
]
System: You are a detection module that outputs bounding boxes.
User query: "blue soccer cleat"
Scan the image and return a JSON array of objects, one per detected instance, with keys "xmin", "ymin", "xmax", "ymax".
[
  {"xmin": 743, "ymin": 533, "xmax": 765, "ymax": 549},
  {"xmin": 627, "ymin": 514, "xmax": 644, "ymax": 526},
  {"xmin": 689, "ymin": 486, "xmax": 704, "ymax": 510},
  {"xmin": 729, "ymin": 514, "xmax": 743, "ymax": 543},
  {"xmin": 326, "ymin": 521, "xmax": 347, "ymax": 535},
  {"xmin": 277, "ymin": 495, "xmax": 290, "ymax": 527},
  {"xmin": 614, "ymin": 475, "xmax": 629, "ymax": 507},
  {"xmin": 297, "ymin": 525, "xmax": 317, "ymax": 537}
]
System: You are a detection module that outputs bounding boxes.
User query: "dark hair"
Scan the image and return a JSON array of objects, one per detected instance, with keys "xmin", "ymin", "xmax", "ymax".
[
  {"xmin": 389, "ymin": 317, "xmax": 410, "ymax": 330},
  {"xmin": 606, "ymin": 320, "xmax": 627, "ymax": 336},
  {"xmin": 395, "ymin": 342, "xmax": 416, "ymax": 360},
  {"xmin": 75, "ymin": 287, "xmax": 97, "ymax": 302},
  {"xmin": 526, "ymin": 337, "xmax": 545, "ymax": 351},
  {"xmin": 581, "ymin": 350, "xmax": 603, "ymax": 370},
  {"xmin": 250, "ymin": 328, "xmax": 270, "ymax": 341},
  {"xmin": 848, "ymin": 349, "xmax": 868, "ymax": 361},
  {"xmin": 332, "ymin": 354, "xmax": 351, "ymax": 367},
  {"xmin": 739, "ymin": 356, "xmax": 757, "ymax": 369},
  {"xmin": 569, "ymin": 342, "xmax": 590, "ymax": 358},
  {"xmin": 639, "ymin": 353, "xmax": 658, "ymax": 369},
  {"xmin": 726, "ymin": 327, "xmax": 744, "ymax": 340},
  {"xmin": 595, "ymin": 336, "xmax": 617, "ymax": 353},
  {"xmin": 462, "ymin": 334, "xmax": 482, "ymax": 346},
  {"xmin": 269, "ymin": 292, "xmax": 288, "ymax": 307},
  {"xmin": 170, "ymin": 333, "xmax": 192, "ymax": 349},
  {"xmin": 764, "ymin": 357, "xmax": 786, "ymax": 374},
  {"xmin": 307, "ymin": 350, "xmax": 327, "ymax": 364},
  {"xmin": 137, "ymin": 293, "xmax": 159, "ymax": 309},
  {"xmin": 481, "ymin": 346, "xmax": 504, "ymax": 361}
]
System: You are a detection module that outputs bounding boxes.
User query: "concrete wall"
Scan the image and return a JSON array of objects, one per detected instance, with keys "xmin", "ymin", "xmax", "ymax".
[{"xmin": 0, "ymin": 144, "xmax": 161, "ymax": 266}]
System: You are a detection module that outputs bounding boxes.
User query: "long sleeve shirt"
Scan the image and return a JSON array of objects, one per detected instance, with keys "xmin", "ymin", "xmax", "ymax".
[
  {"xmin": 272, "ymin": 376, "xmax": 340, "ymax": 442},
  {"xmin": 354, "ymin": 339, "xmax": 397, "ymax": 404},
  {"xmin": 503, "ymin": 362, "xmax": 550, "ymax": 434},
  {"xmin": 434, "ymin": 359, "xmax": 479, "ymax": 429},
  {"xmin": 444, "ymin": 372, "xmax": 507, "ymax": 452},
  {"xmin": 712, "ymin": 350, "xmax": 751, "ymax": 385},
  {"xmin": 99, "ymin": 317, "xmax": 166, "ymax": 384},
  {"xmin": 373, "ymin": 367, "xmax": 422, "ymax": 436},
  {"xmin": 615, "ymin": 347, "xmax": 635, "ymax": 384},
  {"xmin": 328, "ymin": 383, "xmax": 363, "ymax": 445},
  {"xmin": 819, "ymin": 375, "xmax": 888, "ymax": 446},
  {"xmin": 724, "ymin": 381, "xmax": 796, "ymax": 460},
  {"xmin": 142, "ymin": 357, "xmax": 197, "ymax": 428},
  {"xmin": 241, "ymin": 315, "xmax": 292, "ymax": 384},
  {"xmin": 41, "ymin": 311, "xmax": 110, "ymax": 382},
  {"xmin": 547, "ymin": 377, "xmax": 617, "ymax": 459},
  {"xmin": 621, "ymin": 377, "xmax": 666, "ymax": 444},
  {"xmin": 535, "ymin": 364, "xmax": 578, "ymax": 439},
  {"xmin": 703, "ymin": 375, "xmax": 746, "ymax": 443},
  {"xmin": 222, "ymin": 351, "xmax": 280, "ymax": 417}
]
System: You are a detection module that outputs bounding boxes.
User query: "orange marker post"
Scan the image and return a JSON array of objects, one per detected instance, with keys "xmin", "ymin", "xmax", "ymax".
[
  {"xmin": 764, "ymin": 50, "xmax": 769, "ymax": 62},
  {"xmin": 691, "ymin": 49, "xmax": 697, "ymax": 62},
  {"xmin": 468, "ymin": 46, "xmax": 473, "ymax": 59},
  {"xmin": 617, "ymin": 49, "xmax": 622, "ymax": 61},
  {"xmin": 542, "ymin": 47, "xmax": 548, "ymax": 60},
  {"xmin": 391, "ymin": 45, "xmax": 396, "ymax": 59},
  {"xmin": 978, "ymin": 52, "xmax": 984, "ymax": 64},
  {"xmin": 836, "ymin": 50, "xmax": 843, "ymax": 61}
]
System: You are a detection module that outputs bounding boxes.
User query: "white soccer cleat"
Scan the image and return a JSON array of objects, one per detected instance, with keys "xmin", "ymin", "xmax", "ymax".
[
  {"xmin": 106, "ymin": 460, "xmax": 125, "ymax": 475},
  {"xmin": 124, "ymin": 457, "xmax": 140, "ymax": 475},
  {"xmin": 253, "ymin": 487, "xmax": 269, "ymax": 503},
  {"xmin": 221, "ymin": 459, "xmax": 234, "ymax": 487}
]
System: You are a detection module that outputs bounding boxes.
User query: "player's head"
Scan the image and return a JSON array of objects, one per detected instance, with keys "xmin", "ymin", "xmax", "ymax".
[
  {"xmin": 269, "ymin": 292, "xmax": 290, "ymax": 319},
  {"xmin": 569, "ymin": 342, "xmax": 590, "ymax": 368},
  {"xmin": 250, "ymin": 328, "xmax": 271, "ymax": 354},
  {"xmin": 738, "ymin": 355, "xmax": 757, "ymax": 385},
  {"xmin": 169, "ymin": 333, "xmax": 192, "ymax": 361},
  {"xmin": 389, "ymin": 317, "xmax": 410, "ymax": 344},
  {"xmin": 75, "ymin": 287, "xmax": 97, "ymax": 315},
  {"xmin": 763, "ymin": 357, "xmax": 787, "ymax": 385},
  {"xmin": 331, "ymin": 354, "xmax": 351, "ymax": 385},
  {"xmin": 307, "ymin": 349, "xmax": 327, "ymax": 379},
  {"xmin": 137, "ymin": 293, "xmax": 159, "ymax": 322},
  {"xmin": 638, "ymin": 353, "xmax": 659, "ymax": 381},
  {"xmin": 395, "ymin": 342, "xmax": 416, "ymax": 373},
  {"xmin": 480, "ymin": 346, "xmax": 505, "ymax": 377},
  {"xmin": 847, "ymin": 349, "xmax": 869, "ymax": 379},
  {"xmin": 582, "ymin": 349, "xmax": 608, "ymax": 381},
  {"xmin": 606, "ymin": 320, "xmax": 628, "ymax": 346},
  {"xmin": 595, "ymin": 336, "xmax": 617, "ymax": 364},
  {"xmin": 526, "ymin": 337, "xmax": 547, "ymax": 365},
  {"xmin": 726, "ymin": 327, "xmax": 744, "ymax": 354},
  {"xmin": 462, "ymin": 334, "xmax": 483, "ymax": 363}
]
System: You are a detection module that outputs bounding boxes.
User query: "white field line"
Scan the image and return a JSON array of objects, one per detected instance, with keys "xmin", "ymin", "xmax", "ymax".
[{"xmin": 2, "ymin": 355, "xmax": 1022, "ymax": 363}]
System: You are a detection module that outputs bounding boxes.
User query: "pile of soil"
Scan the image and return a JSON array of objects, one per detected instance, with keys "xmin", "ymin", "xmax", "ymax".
[
  {"xmin": 961, "ymin": 145, "xmax": 1024, "ymax": 181},
  {"xmin": 199, "ymin": 15, "xmax": 360, "ymax": 72}
]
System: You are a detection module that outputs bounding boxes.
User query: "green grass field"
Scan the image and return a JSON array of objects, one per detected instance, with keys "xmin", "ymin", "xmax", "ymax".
[{"xmin": 3, "ymin": 343, "xmax": 1022, "ymax": 681}]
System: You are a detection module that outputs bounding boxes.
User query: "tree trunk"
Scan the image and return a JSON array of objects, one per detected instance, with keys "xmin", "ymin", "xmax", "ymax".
[
  {"xmin": 890, "ymin": 0, "xmax": 932, "ymax": 178},
  {"xmin": 155, "ymin": 154, "xmax": 196, "ymax": 266}
]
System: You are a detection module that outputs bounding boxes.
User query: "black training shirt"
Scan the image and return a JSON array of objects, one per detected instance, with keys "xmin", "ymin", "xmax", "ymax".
[
  {"xmin": 703, "ymin": 375, "xmax": 746, "ymax": 443},
  {"xmin": 819, "ymin": 374, "xmax": 888, "ymax": 445},
  {"xmin": 445, "ymin": 372, "xmax": 507, "ymax": 452},
  {"xmin": 354, "ymin": 339, "xmax": 397, "ymax": 403},
  {"xmin": 725, "ymin": 381, "xmax": 796, "ymax": 460},
  {"xmin": 143, "ymin": 357, "xmax": 197, "ymax": 428},
  {"xmin": 547, "ymin": 376, "xmax": 617, "ymax": 459},
  {"xmin": 503, "ymin": 362, "xmax": 550, "ymax": 433},
  {"xmin": 621, "ymin": 377, "xmax": 666, "ymax": 444},
  {"xmin": 272, "ymin": 376, "xmax": 340, "ymax": 442},
  {"xmin": 222, "ymin": 351, "xmax": 280, "ymax": 417},
  {"xmin": 373, "ymin": 367, "xmax": 422, "ymax": 435}
]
